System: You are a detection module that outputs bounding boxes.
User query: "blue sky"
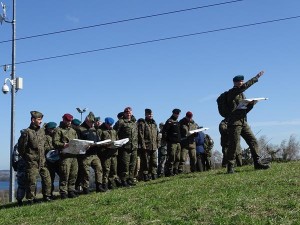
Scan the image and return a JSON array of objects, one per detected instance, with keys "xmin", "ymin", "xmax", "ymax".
[{"xmin": 0, "ymin": 0, "xmax": 299, "ymax": 169}]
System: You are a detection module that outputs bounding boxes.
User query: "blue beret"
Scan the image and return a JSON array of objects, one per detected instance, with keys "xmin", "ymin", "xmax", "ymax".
[
  {"xmin": 72, "ymin": 119, "xmax": 81, "ymax": 126},
  {"xmin": 46, "ymin": 122, "xmax": 57, "ymax": 129},
  {"xmin": 233, "ymin": 75, "xmax": 244, "ymax": 82},
  {"xmin": 105, "ymin": 117, "xmax": 114, "ymax": 125}
]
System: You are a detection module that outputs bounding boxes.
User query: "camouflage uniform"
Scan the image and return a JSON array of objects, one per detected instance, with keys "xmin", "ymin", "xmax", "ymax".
[
  {"xmin": 114, "ymin": 116, "xmax": 138, "ymax": 185},
  {"xmin": 18, "ymin": 118, "xmax": 51, "ymax": 201},
  {"xmin": 162, "ymin": 112, "xmax": 181, "ymax": 176},
  {"xmin": 53, "ymin": 121, "xmax": 78, "ymax": 197},
  {"xmin": 44, "ymin": 127, "xmax": 60, "ymax": 196},
  {"xmin": 226, "ymin": 74, "xmax": 269, "ymax": 172},
  {"xmin": 97, "ymin": 122, "xmax": 119, "ymax": 189},
  {"xmin": 137, "ymin": 116, "xmax": 159, "ymax": 181},
  {"xmin": 78, "ymin": 121, "xmax": 103, "ymax": 193}
]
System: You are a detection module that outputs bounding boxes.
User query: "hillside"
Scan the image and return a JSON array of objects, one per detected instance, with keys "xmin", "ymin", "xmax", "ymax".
[{"xmin": 0, "ymin": 161, "xmax": 299, "ymax": 225}]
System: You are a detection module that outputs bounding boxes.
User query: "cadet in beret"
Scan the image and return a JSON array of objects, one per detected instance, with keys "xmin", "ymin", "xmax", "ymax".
[
  {"xmin": 17, "ymin": 111, "xmax": 52, "ymax": 203},
  {"xmin": 161, "ymin": 108, "xmax": 182, "ymax": 176},
  {"xmin": 137, "ymin": 108, "xmax": 159, "ymax": 181},
  {"xmin": 44, "ymin": 122, "xmax": 59, "ymax": 198},
  {"xmin": 53, "ymin": 113, "xmax": 79, "ymax": 199},
  {"xmin": 226, "ymin": 71, "xmax": 269, "ymax": 173},
  {"xmin": 97, "ymin": 117, "xmax": 120, "ymax": 190}
]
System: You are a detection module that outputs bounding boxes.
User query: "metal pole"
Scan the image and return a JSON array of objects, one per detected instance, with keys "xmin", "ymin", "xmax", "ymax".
[{"xmin": 9, "ymin": 0, "xmax": 16, "ymax": 202}]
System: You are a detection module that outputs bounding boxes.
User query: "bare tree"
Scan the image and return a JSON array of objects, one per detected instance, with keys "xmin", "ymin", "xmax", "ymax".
[
  {"xmin": 280, "ymin": 134, "xmax": 300, "ymax": 161},
  {"xmin": 211, "ymin": 150, "xmax": 223, "ymax": 169}
]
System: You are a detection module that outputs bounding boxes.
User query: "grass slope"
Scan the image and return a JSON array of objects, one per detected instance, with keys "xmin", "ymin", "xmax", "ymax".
[{"xmin": 0, "ymin": 161, "xmax": 299, "ymax": 225}]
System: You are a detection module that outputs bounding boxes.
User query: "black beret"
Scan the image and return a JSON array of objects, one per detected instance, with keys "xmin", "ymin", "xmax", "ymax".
[
  {"xmin": 145, "ymin": 108, "xmax": 152, "ymax": 114},
  {"xmin": 172, "ymin": 108, "xmax": 181, "ymax": 114}
]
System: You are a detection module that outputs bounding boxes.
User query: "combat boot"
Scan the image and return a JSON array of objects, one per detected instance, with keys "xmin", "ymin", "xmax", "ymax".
[
  {"xmin": 60, "ymin": 193, "xmax": 68, "ymax": 199},
  {"xmin": 121, "ymin": 180, "xmax": 130, "ymax": 187},
  {"xmin": 127, "ymin": 178, "xmax": 136, "ymax": 186},
  {"xmin": 43, "ymin": 195, "xmax": 52, "ymax": 202},
  {"xmin": 17, "ymin": 200, "xmax": 23, "ymax": 206},
  {"xmin": 68, "ymin": 192, "xmax": 77, "ymax": 198},
  {"xmin": 152, "ymin": 174, "xmax": 158, "ymax": 180},
  {"xmin": 254, "ymin": 162, "xmax": 270, "ymax": 170},
  {"xmin": 96, "ymin": 183, "xmax": 106, "ymax": 193},
  {"xmin": 82, "ymin": 188, "xmax": 90, "ymax": 195},
  {"xmin": 227, "ymin": 164, "xmax": 234, "ymax": 174},
  {"xmin": 143, "ymin": 174, "xmax": 150, "ymax": 182},
  {"xmin": 102, "ymin": 183, "xmax": 108, "ymax": 192}
]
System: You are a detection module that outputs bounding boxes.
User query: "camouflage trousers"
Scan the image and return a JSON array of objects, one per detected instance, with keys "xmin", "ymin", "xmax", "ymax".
[
  {"xmin": 118, "ymin": 147, "xmax": 137, "ymax": 181},
  {"xmin": 227, "ymin": 122, "xmax": 260, "ymax": 166},
  {"xmin": 157, "ymin": 146, "xmax": 167, "ymax": 176},
  {"xmin": 165, "ymin": 142, "xmax": 181, "ymax": 175},
  {"xmin": 140, "ymin": 149, "xmax": 158, "ymax": 176},
  {"xmin": 99, "ymin": 150, "xmax": 118, "ymax": 184},
  {"xmin": 25, "ymin": 160, "xmax": 51, "ymax": 200},
  {"xmin": 78, "ymin": 154, "xmax": 103, "ymax": 189},
  {"xmin": 16, "ymin": 158, "xmax": 27, "ymax": 201},
  {"xmin": 179, "ymin": 147, "xmax": 196, "ymax": 173},
  {"xmin": 59, "ymin": 155, "xmax": 78, "ymax": 195}
]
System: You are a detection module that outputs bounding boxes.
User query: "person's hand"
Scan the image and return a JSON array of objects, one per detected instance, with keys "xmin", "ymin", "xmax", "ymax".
[
  {"xmin": 63, "ymin": 143, "xmax": 69, "ymax": 148},
  {"xmin": 256, "ymin": 70, "xmax": 264, "ymax": 79}
]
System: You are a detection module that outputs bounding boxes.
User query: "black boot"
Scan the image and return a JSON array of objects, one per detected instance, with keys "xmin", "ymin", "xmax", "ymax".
[
  {"xmin": 143, "ymin": 174, "xmax": 150, "ymax": 182},
  {"xmin": 102, "ymin": 183, "xmax": 108, "ymax": 192},
  {"xmin": 60, "ymin": 193, "xmax": 68, "ymax": 199},
  {"xmin": 127, "ymin": 179, "xmax": 136, "ymax": 186},
  {"xmin": 68, "ymin": 192, "xmax": 77, "ymax": 198},
  {"xmin": 96, "ymin": 183, "xmax": 107, "ymax": 192},
  {"xmin": 227, "ymin": 164, "xmax": 234, "ymax": 174},
  {"xmin": 152, "ymin": 174, "xmax": 158, "ymax": 180},
  {"xmin": 121, "ymin": 180, "xmax": 130, "ymax": 187},
  {"xmin": 254, "ymin": 162, "xmax": 270, "ymax": 170}
]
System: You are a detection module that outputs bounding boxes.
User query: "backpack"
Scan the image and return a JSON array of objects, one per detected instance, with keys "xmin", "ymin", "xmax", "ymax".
[{"xmin": 216, "ymin": 91, "xmax": 230, "ymax": 118}]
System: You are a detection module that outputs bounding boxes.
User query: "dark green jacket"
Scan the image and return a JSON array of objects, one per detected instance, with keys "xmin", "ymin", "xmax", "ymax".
[
  {"xmin": 179, "ymin": 117, "xmax": 198, "ymax": 148},
  {"xmin": 162, "ymin": 115, "xmax": 181, "ymax": 143},
  {"xmin": 113, "ymin": 118, "xmax": 138, "ymax": 150},
  {"xmin": 227, "ymin": 76, "xmax": 258, "ymax": 125},
  {"xmin": 138, "ymin": 118, "xmax": 159, "ymax": 150}
]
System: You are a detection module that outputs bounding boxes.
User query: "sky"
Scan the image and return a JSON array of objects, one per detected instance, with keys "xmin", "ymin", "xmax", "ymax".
[{"xmin": 0, "ymin": 0, "xmax": 300, "ymax": 169}]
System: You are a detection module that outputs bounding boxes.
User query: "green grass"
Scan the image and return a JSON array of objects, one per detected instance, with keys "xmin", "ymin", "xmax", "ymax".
[{"xmin": 0, "ymin": 161, "xmax": 299, "ymax": 225}]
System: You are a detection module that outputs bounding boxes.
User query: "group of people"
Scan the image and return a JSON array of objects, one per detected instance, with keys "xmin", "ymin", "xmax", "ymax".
[
  {"xmin": 13, "ymin": 70, "xmax": 270, "ymax": 206},
  {"xmin": 13, "ymin": 107, "xmax": 213, "ymax": 206}
]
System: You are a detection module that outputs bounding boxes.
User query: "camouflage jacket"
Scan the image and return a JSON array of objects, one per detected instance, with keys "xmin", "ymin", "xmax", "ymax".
[
  {"xmin": 226, "ymin": 76, "xmax": 258, "ymax": 125},
  {"xmin": 17, "ymin": 123, "xmax": 46, "ymax": 166},
  {"xmin": 137, "ymin": 118, "xmax": 159, "ymax": 150},
  {"xmin": 113, "ymin": 118, "xmax": 138, "ymax": 150},
  {"xmin": 53, "ymin": 121, "xmax": 78, "ymax": 151},
  {"xmin": 77, "ymin": 122, "xmax": 99, "ymax": 155},
  {"xmin": 179, "ymin": 117, "xmax": 198, "ymax": 148}
]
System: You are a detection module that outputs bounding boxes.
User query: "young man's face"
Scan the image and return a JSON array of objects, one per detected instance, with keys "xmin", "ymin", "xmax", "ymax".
[
  {"xmin": 32, "ymin": 117, "xmax": 43, "ymax": 127},
  {"xmin": 146, "ymin": 113, "xmax": 153, "ymax": 119},
  {"xmin": 234, "ymin": 80, "xmax": 244, "ymax": 87}
]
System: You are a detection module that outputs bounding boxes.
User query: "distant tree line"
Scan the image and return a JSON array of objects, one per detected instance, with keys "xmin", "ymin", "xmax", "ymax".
[{"xmin": 210, "ymin": 134, "xmax": 300, "ymax": 168}]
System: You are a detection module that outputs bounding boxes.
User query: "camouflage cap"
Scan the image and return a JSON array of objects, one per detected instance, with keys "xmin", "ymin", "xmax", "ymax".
[
  {"xmin": 30, "ymin": 111, "xmax": 44, "ymax": 119},
  {"xmin": 86, "ymin": 112, "xmax": 95, "ymax": 122}
]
